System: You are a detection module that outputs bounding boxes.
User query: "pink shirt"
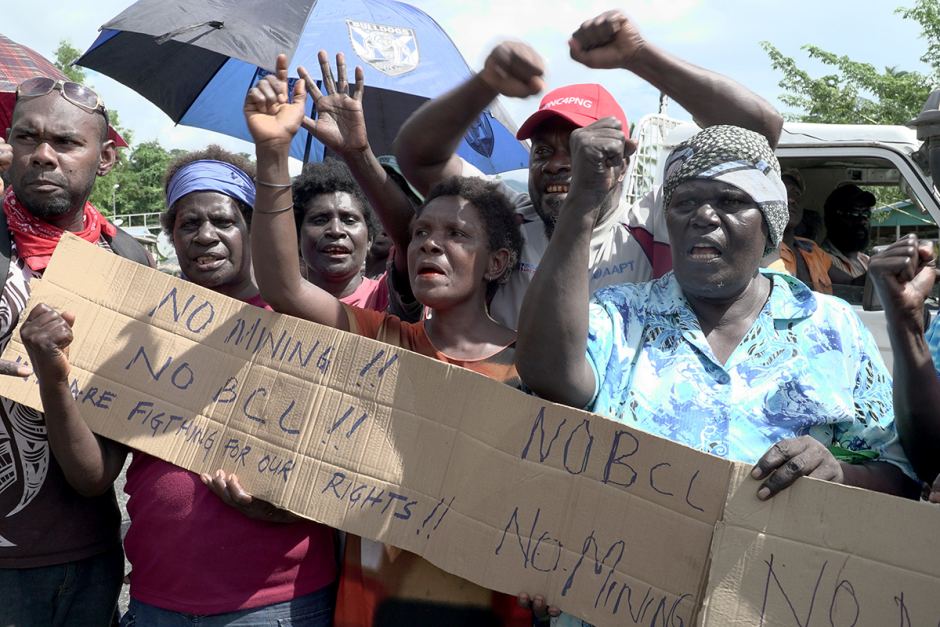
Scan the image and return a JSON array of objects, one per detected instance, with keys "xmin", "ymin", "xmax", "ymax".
[
  {"xmin": 340, "ymin": 274, "xmax": 389, "ymax": 312},
  {"xmin": 122, "ymin": 294, "xmax": 336, "ymax": 614}
]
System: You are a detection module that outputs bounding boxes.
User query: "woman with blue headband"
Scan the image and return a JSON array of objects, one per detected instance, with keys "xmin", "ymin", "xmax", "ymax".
[
  {"xmin": 119, "ymin": 146, "xmax": 337, "ymax": 625},
  {"xmin": 159, "ymin": 147, "xmax": 261, "ymax": 303}
]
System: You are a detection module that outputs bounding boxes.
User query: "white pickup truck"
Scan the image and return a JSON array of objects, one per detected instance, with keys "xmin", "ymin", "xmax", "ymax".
[{"xmin": 654, "ymin": 121, "xmax": 940, "ymax": 373}]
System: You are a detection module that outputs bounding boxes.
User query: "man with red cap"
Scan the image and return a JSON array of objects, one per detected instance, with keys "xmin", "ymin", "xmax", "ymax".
[{"xmin": 393, "ymin": 9, "xmax": 783, "ymax": 329}]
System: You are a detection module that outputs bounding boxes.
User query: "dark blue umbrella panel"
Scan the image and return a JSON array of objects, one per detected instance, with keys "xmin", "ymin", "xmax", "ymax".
[{"xmin": 78, "ymin": 0, "xmax": 528, "ymax": 173}]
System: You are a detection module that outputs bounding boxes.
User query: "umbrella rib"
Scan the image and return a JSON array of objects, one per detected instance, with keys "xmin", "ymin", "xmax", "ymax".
[{"xmin": 155, "ymin": 20, "xmax": 225, "ymax": 45}]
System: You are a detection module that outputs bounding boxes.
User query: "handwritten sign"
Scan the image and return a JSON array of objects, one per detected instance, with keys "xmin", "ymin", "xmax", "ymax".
[
  {"xmin": 0, "ymin": 234, "xmax": 938, "ymax": 626},
  {"xmin": 701, "ymin": 465, "xmax": 940, "ymax": 626}
]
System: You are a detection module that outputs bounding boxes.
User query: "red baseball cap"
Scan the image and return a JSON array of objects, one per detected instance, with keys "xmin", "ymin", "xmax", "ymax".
[{"xmin": 515, "ymin": 83, "xmax": 629, "ymax": 140}]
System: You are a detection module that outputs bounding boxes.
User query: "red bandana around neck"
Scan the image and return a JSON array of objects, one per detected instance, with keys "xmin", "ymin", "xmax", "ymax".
[{"xmin": 3, "ymin": 187, "xmax": 117, "ymax": 271}]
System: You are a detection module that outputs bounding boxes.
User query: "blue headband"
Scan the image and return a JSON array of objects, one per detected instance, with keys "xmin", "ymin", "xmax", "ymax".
[{"xmin": 166, "ymin": 159, "xmax": 256, "ymax": 210}]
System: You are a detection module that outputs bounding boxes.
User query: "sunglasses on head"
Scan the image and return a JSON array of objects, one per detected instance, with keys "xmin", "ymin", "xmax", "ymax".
[{"xmin": 16, "ymin": 77, "xmax": 110, "ymax": 126}]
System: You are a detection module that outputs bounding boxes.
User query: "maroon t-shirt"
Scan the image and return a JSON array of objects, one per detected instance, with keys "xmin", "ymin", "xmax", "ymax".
[
  {"xmin": 121, "ymin": 294, "xmax": 336, "ymax": 614},
  {"xmin": 0, "ymin": 240, "xmax": 122, "ymax": 567}
]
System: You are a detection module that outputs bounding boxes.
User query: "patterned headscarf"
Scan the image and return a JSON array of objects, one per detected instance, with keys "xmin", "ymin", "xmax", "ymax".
[{"xmin": 662, "ymin": 125, "xmax": 787, "ymax": 252}]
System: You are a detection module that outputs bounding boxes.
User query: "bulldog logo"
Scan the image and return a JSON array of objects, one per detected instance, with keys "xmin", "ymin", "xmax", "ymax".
[
  {"xmin": 251, "ymin": 68, "xmax": 301, "ymax": 99},
  {"xmin": 465, "ymin": 112, "xmax": 495, "ymax": 158},
  {"xmin": 347, "ymin": 19, "xmax": 419, "ymax": 77}
]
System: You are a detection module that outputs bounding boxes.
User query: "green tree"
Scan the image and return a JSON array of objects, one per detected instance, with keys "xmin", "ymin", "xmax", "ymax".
[
  {"xmin": 88, "ymin": 110, "xmax": 136, "ymax": 217},
  {"xmin": 898, "ymin": 0, "xmax": 940, "ymax": 82},
  {"xmin": 120, "ymin": 141, "xmax": 175, "ymax": 215},
  {"xmin": 762, "ymin": 1, "xmax": 940, "ymax": 208},
  {"xmin": 762, "ymin": 0, "xmax": 940, "ymax": 125},
  {"xmin": 90, "ymin": 141, "xmax": 176, "ymax": 217},
  {"xmin": 53, "ymin": 40, "xmax": 86, "ymax": 84}
]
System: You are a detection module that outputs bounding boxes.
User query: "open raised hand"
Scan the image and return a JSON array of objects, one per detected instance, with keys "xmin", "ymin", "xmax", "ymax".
[
  {"xmin": 244, "ymin": 53, "xmax": 307, "ymax": 149},
  {"xmin": 298, "ymin": 50, "xmax": 369, "ymax": 156}
]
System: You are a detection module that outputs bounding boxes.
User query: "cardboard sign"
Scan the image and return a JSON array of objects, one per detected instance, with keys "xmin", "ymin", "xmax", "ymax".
[
  {"xmin": 0, "ymin": 234, "xmax": 938, "ymax": 626},
  {"xmin": 701, "ymin": 465, "xmax": 940, "ymax": 626}
]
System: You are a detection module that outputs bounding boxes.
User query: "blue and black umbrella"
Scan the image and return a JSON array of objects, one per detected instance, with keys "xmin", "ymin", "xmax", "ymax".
[{"xmin": 77, "ymin": 0, "xmax": 528, "ymax": 173}]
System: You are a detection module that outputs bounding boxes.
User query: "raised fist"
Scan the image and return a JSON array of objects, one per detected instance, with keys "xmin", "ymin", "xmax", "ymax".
[
  {"xmin": 479, "ymin": 41, "xmax": 545, "ymax": 98},
  {"xmin": 570, "ymin": 117, "xmax": 627, "ymax": 176},
  {"xmin": 566, "ymin": 117, "xmax": 629, "ymax": 207},
  {"xmin": 869, "ymin": 234, "xmax": 937, "ymax": 325},
  {"xmin": 569, "ymin": 10, "xmax": 647, "ymax": 70}
]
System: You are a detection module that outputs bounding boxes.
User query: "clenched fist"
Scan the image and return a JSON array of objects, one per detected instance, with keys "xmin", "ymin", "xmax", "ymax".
[
  {"xmin": 569, "ymin": 10, "xmax": 647, "ymax": 70},
  {"xmin": 479, "ymin": 41, "xmax": 545, "ymax": 98}
]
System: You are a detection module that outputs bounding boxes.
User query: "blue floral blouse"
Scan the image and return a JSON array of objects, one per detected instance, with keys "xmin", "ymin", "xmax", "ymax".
[{"xmin": 585, "ymin": 269, "xmax": 914, "ymax": 479}]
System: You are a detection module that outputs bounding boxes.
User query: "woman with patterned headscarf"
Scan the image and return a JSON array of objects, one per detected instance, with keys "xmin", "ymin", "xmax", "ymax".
[{"xmin": 518, "ymin": 125, "xmax": 919, "ymax": 504}]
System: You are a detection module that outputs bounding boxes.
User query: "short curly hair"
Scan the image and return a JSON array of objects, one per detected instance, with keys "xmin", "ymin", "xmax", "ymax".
[
  {"xmin": 160, "ymin": 145, "xmax": 256, "ymax": 235},
  {"xmin": 292, "ymin": 159, "xmax": 378, "ymax": 239},
  {"xmin": 420, "ymin": 176, "xmax": 522, "ymax": 298}
]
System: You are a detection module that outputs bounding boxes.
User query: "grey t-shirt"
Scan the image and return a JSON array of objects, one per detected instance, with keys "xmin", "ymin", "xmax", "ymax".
[{"xmin": 488, "ymin": 180, "xmax": 671, "ymax": 330}]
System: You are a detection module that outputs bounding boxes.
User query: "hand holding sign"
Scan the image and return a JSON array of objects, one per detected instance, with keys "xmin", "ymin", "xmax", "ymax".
[
  {"xmin": 244, "ymin": 53, "xmax": 307, "ymax": 149},
  {"xmin": 929, "ymin": 474, "xmax": 940, "ymax": 504},
  {"xmin": 0, "ymin": 356, "xmax": 32, "ymax": 377},
  {"xmin": 19, "ymin": 304, "xmax": 75, "ymax": 381},
  {"xmin": 298, "ymin": 51, "xmax": 369, "ymax": 157},
  {"xmin": 517, "ymin": 593, "xmax": 561, "ymax": 622},
  {"xmin": 201, "ymin": 469, "xmax": 300, "ymax": 523},
  {"xmin": 750, "ymin": 435, "xmax": 844, "ymax": 500}
]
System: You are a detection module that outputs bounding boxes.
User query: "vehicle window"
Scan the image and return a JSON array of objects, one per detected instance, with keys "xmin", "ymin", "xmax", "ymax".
[{"xmin": 778, "ymin": 156, "xmax": 937, "ymax": 306}]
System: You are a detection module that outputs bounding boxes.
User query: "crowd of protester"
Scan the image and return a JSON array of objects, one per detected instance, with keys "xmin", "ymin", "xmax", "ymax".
[{"xmin": 0, "ymin": 7, "xmax": 937, "ymax": 627}]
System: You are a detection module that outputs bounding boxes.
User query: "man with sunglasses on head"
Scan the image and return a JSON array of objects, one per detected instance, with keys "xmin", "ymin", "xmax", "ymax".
[{"xmin": 0, "ymin": 77, "xmax": 150, "ymax": 626}]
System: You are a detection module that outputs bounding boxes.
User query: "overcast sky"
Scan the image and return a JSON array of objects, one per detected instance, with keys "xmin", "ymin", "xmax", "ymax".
[{"xmin": 2, "ymin": 0, "xmax": 932, "ymax": 158}]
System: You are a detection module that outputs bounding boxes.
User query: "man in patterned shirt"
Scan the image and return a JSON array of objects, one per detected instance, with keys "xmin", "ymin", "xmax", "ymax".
[
  {"xmin": 868, "ymin": 233, "xmax": 940, "ymax": 489},
  {"xmin": 0, "ymin": 78, "xmax": 150, "ymax": 625}
]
